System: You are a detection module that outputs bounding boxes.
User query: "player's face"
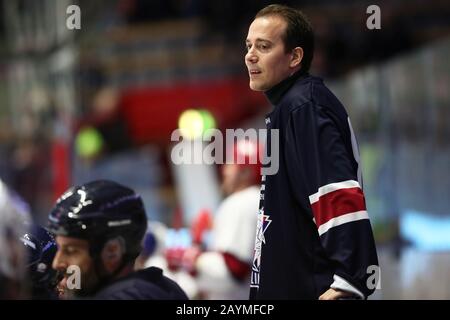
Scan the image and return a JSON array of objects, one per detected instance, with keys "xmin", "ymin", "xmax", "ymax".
[
  {"xmin": 245, "ymin": 15, "xmax": 294, "ymax": 91},
  {"xmin": 221, "ymin": 163, "xmax": 241, "ymax": 195},
  {"xmin": 52, "ymin": 236, "xmax": 99, "ymax": 297}
]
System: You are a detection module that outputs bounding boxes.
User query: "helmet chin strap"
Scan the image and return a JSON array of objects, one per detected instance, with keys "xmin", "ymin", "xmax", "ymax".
[
  {"xmin": 76, "ymin": 238, "xmax": 131, "ymax": 298},
  {"xmin": 92, "ymin": 254, "xmax": 129, "ymax": 293}
]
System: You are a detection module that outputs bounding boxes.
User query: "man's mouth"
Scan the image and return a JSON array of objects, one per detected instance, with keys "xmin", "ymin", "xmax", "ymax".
[
  {"xmin": 59, "ymin": 276, "xmax": 68, "ymax": 288},
  {"xmin": 249, "ymin": 69, "xmax": 262, "ymax": 77},
  {"xmin": 57, "ymin": 276, "xmax": 68, "ymax": 297}
]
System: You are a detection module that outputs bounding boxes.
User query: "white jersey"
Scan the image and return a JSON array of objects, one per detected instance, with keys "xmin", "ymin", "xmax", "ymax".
[
  {"xmin": 196, "ymin": 186, "xmax": 260, "ymax": 299},
  {"xmin": 211, "ymin": 186, "xmax": 260, "ymax": 262}
]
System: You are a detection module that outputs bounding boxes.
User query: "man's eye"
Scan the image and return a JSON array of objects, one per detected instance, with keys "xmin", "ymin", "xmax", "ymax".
[
  {"xmin": 259, "ymin": 44, "xmax": 269, "ymax": 51},
  {"xmin": 64, "ymin": 248, "xmax": 76, "ymax": 255},
  {"xmin": 246, "ymin": 44, "xmax": 252, "ymax": 51}
]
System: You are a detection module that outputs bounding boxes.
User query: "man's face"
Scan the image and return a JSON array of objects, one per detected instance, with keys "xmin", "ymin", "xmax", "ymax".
[
  {"xmin": 52, "ymin": 236, "xmax": 99, "ymax": 297},
  {"xmin": 221, "ymin": 163, "xmax": 252, "ymax": 196},
  {"xmin": 221, "ymin": 163, "xmax": 241, "ymax": 196},
  {"xmin": 245, "ymin": 15, "xmax": 294, "ymax": 91}
]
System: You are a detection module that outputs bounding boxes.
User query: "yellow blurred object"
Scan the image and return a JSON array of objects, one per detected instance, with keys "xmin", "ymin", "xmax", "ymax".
[
  {"xmin": 178, "ymin": 109, "xmax": 216, "ymax": 140},
  {"xmin": 75, "ymin": 126, "xmax": 104, "ymax": 158}
]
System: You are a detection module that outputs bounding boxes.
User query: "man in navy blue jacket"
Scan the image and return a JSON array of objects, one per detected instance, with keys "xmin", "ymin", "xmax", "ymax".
[{"xmin": 245, "ymin": 4, "xmax": 379, "ymax": 300}]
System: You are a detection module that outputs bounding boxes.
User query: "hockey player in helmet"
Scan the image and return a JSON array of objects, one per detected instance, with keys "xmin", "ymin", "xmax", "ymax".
[
  {"xmin": 47, "ymin": 180, "xmax": 188, "ymax": 300},
  {"xmin": 20, "ymin": 224, "xmax": 59, "ymax": 299}
]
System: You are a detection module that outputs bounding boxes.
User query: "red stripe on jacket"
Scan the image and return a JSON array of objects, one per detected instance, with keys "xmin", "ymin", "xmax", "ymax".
[{"xmin": 311, "ymin": 187, "xmax": 366, "ymax": 228}]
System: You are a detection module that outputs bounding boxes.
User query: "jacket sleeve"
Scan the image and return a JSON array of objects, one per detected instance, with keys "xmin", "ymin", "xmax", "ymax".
[{"xmin": 284, "ymin": 103, "xmax": 379, "ymax": 299}]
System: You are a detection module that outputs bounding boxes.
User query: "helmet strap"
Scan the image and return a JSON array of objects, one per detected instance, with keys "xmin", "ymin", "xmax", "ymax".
[{"xmin": 89, "ymin": 236, "xmax": 132, "ymax": 294}]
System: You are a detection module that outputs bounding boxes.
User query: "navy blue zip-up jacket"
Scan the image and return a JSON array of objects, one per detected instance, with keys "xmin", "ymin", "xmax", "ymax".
[{"xmin": 250, "ymin": 73, "xmax": 379, "ymax": 300}]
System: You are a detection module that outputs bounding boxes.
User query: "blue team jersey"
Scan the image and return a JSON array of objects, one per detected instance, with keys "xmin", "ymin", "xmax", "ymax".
[{"xmin": 250, "ymin": 74, "xmax": 379, "ymax": 300}]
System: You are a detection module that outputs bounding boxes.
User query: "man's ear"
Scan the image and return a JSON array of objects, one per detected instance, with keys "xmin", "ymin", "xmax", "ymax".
[
  {"xmin": 100, "ymin": 237, "xmax": 126, "ymax": 274},
  {"xmin": 290, "ymin": 47, "xmax": 303, "ymax": 68}
]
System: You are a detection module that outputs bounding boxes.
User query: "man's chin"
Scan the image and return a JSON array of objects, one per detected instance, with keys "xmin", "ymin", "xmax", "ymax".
[
  {"xmin": 249, "ymin": 81, "xmax": 266, "ymax": 92},
  {"xmin": 58, "ymin": 276, "xmax": 96, "ymax": 299}
]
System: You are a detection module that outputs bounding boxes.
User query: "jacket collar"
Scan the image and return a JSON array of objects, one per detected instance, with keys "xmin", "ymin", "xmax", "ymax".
[{"xmin": 264, "ymin": 70, "xmax": 308, "ymax": 105}]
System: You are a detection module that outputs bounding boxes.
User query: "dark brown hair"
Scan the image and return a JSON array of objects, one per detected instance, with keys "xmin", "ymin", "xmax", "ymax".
[{"xmin": 255, "ymin": 4, "xmax": 314, "ymax": 72}]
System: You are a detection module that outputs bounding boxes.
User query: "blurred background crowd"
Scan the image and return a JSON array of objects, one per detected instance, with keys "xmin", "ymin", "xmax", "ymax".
[{"xmin": 0, "ymin": 0, "xmax": 449, "ymax": 299}]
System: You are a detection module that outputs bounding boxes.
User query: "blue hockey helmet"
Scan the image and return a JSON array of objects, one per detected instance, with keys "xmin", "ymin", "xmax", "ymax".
[
  {"xmin": 47, "ymin": 180, "xmax": 148, "ymax": 261},
  {"xmin": 20, "ymin": 224, "xmax": 59, "ymax": 291}
]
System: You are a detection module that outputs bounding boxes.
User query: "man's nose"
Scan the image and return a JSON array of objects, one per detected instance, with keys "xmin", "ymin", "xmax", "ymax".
[
  {"xmin": 52, "ymin": 250, "xmax": 67, "ymax": 272},
  {"xmin": 246, "ymin": 47, "xmax": 258, "ymax": 63}
]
